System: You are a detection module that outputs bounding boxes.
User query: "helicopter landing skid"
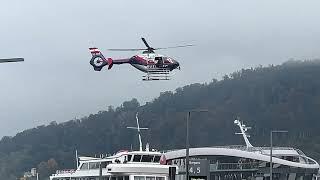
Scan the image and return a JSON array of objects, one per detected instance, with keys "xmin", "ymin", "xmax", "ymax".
[{"xmin": 142, "ymin": 67, "xmax": 171, "ymax": 81}]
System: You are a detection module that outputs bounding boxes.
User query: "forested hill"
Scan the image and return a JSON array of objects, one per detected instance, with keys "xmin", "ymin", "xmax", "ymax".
[{"xmin": 1, "ymin": 60, "xmax": 320, "ymax": 179}]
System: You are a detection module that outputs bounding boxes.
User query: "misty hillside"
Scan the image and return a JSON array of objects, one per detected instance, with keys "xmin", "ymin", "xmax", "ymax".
[{"xmin": 1, "ymin": 60, "xmax": 320, "ymax": 179}]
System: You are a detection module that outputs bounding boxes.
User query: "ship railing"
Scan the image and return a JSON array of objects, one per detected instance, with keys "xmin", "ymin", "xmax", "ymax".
[
  {"xmin": 163, "ymin": 146, "xmax": 297, "ymax": 153},
  {"xmin": 295, "ymin": 148, "xmax": 307, "ymax": 156},
  {"xmin": 208, "ymin": 145, "xmax": 297, "ymax": 152},
  {"xmin": 55, "ymin": 169, "xmax": 76, "ymax": 175},
  {"xmin": 211, "ymin": 162, "xmax": 259, "ymax": 171},
  {"xmin": 163, "ymin": 146, "xmax": 317, "ymax": 164},
  {"xmin": 162, "ymin": 145, "xmax": 247, "ymax": 153}
]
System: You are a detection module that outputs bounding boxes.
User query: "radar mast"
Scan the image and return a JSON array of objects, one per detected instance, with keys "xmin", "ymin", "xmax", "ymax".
[
  {"xmin": 234, "ymin": 118, "xmax": 253, "ymax": 148},
  {"xmin": 127, "ymin": 112, "xmax": 148, "ymax": 151}
]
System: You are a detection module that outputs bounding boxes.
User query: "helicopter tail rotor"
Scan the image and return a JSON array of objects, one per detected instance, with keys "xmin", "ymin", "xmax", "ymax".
[{"xmin": 89, "ymin": 47, "xmax": 113, "ymax": 71}]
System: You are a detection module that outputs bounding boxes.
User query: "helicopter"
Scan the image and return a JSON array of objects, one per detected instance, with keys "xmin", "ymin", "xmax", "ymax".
[
  {"xmin": 0, "ymin": 58, "xmax": 24, "ymax": 63},
  {"xmin": 89, "ymin": 38, "xmax": 192, "ymax": 81}
]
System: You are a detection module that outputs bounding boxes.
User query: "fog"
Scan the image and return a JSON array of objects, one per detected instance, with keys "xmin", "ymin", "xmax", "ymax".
[{"xmin": 1, "ymin": 0, "xmax": 320, "ymax": 137}]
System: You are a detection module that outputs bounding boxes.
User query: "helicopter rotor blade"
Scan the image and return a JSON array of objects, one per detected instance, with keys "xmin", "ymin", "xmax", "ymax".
[
  {"xmin": 141, "ymin": 37, "xmax": 152, "ymax": 49},
  {"xmin": 107, "ymin": 40, "xmax": 193, "ymax": 52},
  {"xmin": 155, "ymin": 44, "xmax": 194, "ymax": 50},
  {"xmin": 107, "ymin": 48, "xmax": 146, "ymax": 51},
  {"xmin": 0, "ymin": 58, "xmax": 24, "ymax": 63}
]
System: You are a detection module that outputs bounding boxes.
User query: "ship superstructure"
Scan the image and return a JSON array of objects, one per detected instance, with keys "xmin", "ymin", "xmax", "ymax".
[
  {"xmin": 164, "ymin": 119, "xmax": 319, "ymax": 180},
  {"xmin": 50, "ymin": 113, "xmax": 176, "ymax": 180}
]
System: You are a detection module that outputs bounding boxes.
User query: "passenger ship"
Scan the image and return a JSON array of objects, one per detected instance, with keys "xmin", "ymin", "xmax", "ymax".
[
  {"xmin": 164, "ymin": 120, "xmax": 320, "ymax": 180},
  {"xmin": 50, "ymin": 113, "xmax": 176, "ymax": 180}
]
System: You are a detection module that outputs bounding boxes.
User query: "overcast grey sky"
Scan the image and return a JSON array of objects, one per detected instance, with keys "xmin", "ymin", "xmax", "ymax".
[{"xmin": 1, "ymin": 0, "xmax": 320, "ymax": 137}]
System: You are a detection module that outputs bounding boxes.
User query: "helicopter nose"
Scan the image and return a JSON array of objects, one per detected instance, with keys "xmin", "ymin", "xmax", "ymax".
[{"xmin": 174, "ymin": 60, "xmax": 180, "ymax": 69}]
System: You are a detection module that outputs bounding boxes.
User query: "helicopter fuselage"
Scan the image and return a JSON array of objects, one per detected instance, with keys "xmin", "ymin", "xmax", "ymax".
[
  {"xmin": 89, "ymin": 37, "xmax": 190, "ymax": 80},
  {"xmin": 128, "ymin": 53, "xmax": 180, "ymax": 73}
]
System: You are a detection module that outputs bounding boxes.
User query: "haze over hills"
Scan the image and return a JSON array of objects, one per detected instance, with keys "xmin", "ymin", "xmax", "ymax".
[{"xmin": 1, "ymin": 60, "xmax": 320, "ymax": 179}]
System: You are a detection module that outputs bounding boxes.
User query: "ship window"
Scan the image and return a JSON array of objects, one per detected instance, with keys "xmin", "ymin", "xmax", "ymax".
[
  {"xmin": 89, "ymin": 162, "xmax": 99, "ymax": 169},
  {"xmin": 124, "ymin": 176, "xmax": 129, "ymax": 180},
  {"xmin": 127, "ymin": 155, "xmax": 132, "ymax": 161},
  {"xmin": 111, "ymin": 176, "xmax": 117, "ymax": 180},
  {"xmin": 134, "ymin": 176, "xmax": 146, "ymax": 180},
  {"xmin": 154, "ymin": 156, "xmax": 161, "ymax": 162},
  {"xmin": 147, "ymin": 177, "xmax": 155, "ymax": 180},
  {"xmin": 133, "ymin": 155, "xmax": 142, "ymax": 162},
  {"xmin": 80, "ymin": 163, "xmax": 89, "ymax": 170},
  {"xmin": 156, "ymin": 177, "xmax": 165, "ymax": 180},
  {"xmin": 141, "ymin": 155, "xmax": 153, "ymax": 162},
  {"xmin": 101, "ymin": 161, "xmax": 110, "ymax": 168},
  {"xmin": 292, "ymin": 156, "xmax": 299, "ymax": 162}
]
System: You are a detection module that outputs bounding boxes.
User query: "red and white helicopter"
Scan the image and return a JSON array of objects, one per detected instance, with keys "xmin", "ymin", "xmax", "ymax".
[{"xmin": 89, "ymin": 38, "xmax": 192, "ymax": 81}]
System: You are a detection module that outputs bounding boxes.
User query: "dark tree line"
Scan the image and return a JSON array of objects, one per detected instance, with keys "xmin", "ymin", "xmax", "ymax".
[{"xmin": 1, "ymin": 60, "xmax": 320, "ymax": 179}]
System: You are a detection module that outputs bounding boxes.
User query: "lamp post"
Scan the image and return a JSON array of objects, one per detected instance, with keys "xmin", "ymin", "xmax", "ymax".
[
  {"xmin": 186, "ymin": 109, "xmax": 208, "ymax": 180},
  {"xmin": 270, "ymin": 130, "xmax": 288, "ymax": 180}
]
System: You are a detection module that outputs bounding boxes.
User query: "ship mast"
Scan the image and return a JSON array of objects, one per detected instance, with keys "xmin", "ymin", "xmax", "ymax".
[
  {"xmin": 127, "ymin": 112, "xmax": 148, "ymax": 151},
  {"xmin": 234, "ymin": 119, "xmax": 253, "ymax": 148}
]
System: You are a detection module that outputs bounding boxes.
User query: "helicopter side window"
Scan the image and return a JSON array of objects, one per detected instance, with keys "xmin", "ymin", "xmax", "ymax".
[
  {"xmin": 162, "ymin": 57, "xmax": 167, "ymax": 62},
  {"xmin": 155, "ymin": 57, "xmax": 164, "ymax": 66}
]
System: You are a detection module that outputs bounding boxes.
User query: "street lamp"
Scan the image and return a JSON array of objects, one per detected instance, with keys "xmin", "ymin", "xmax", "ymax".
[
  {"xmin": 270, "ymin": 130, "xmax": 288, "ymax": 180},
  {"xmin": 186, "ymin": 109, "xmax": 208, "ymax": 180}
]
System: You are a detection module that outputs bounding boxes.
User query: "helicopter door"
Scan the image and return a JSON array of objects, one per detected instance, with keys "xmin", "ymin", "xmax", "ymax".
[{"xmin": 155, "ymin": 57, "xmax": 164, "ymax": 67}]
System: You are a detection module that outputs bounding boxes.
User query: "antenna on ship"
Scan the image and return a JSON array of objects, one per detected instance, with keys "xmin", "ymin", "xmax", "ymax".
[
  {"xmin": 234, "ymin": 118, "xmax": 253, "ymax": 148},
  {"xmin": 75, "ymin": 149, "xmax": 79, "ymax": 168},
  {"xmin": 127, "ymin": 112, "xmax": 149, "ymax": 151}
]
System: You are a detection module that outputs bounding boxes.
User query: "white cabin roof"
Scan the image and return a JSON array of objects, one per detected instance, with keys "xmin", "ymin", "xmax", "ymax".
[{"xmin": 164, "ymin": 147, "xmax": 319, "ymax": 169}]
